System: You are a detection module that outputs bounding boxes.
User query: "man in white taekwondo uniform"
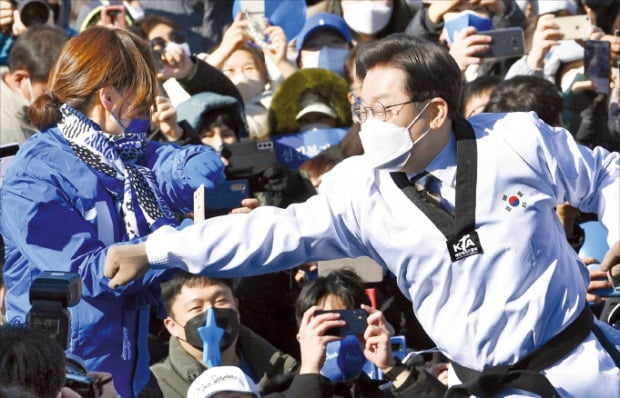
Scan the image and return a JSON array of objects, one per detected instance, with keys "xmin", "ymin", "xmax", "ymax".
[{"xmin": 105, "ymin": 35, "xmax": 620, "ymax": 396}]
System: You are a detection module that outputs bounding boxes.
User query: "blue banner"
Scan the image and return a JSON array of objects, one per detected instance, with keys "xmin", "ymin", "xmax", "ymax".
[{"xmin": 273, "ymin": 127, "xmax": 348, "ymax": 170}]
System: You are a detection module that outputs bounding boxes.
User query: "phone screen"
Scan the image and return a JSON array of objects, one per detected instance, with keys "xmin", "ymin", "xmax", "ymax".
[{"xmin": 584, "ymin": 40, "xmax": 611, "ymax": 95}]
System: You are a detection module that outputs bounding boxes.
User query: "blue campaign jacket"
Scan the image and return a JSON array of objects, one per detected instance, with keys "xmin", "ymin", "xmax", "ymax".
[{"xmin": 0, "ymin": 127, "xmax": 218, "ymax": 398}]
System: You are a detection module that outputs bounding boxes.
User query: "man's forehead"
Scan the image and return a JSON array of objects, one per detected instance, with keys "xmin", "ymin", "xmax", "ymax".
[{"xmin": 360, "ymin": 65, "xmax": 408, "ymax": 101}]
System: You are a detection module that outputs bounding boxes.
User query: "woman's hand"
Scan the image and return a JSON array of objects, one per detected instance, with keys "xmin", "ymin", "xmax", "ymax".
[
  {"xmin": 159, "ymin": 45, "xmax": 195, "ymax": 81},
  {"xmin": 263, "ymin": 24, "xmax": 298, "ymax": 79},
  {"xmin": 448, "ymin": 26, "xmax": 491, "ymax": 71},
  {"xmin": 205, "ymin": 12, "xmax": 250, "ymax": 69},
  {"xmin": 151, "ymin": 96, "xmax": 182, "ymax": 141},
  {"xmin": 526, "ymin": 14, "xmax": 563, "ymax": 70},
  {"xmin": 0, "ymin": 0, "xmax": 14, "ymax": 31}
]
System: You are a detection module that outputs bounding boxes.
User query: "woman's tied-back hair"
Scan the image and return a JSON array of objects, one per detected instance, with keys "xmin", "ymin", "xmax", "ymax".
[{"xmin": 29, "ymin": 26, "xmax": 158, "ymax": 130}]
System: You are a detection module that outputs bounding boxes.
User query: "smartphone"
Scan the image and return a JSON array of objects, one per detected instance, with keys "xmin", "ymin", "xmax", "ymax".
[
  {"xmin": 554, "ymin": 14, "xmax": 591, "ymax": 40},
  {"xmin": 193, "ymin": 179, "xmax": 249, "ymax": 221},
  {"xmin": 100, "ymin": 5, "xmax": 126, "ymax": 28},
  {"xmin": 584, "ymin": 40, "xmax": 611, "ymax": 95},
  {"xmin": 476, "ymin": 27, "xmax": 525, "ymax": 59},
  {"xmin": 221, "ymin": 140, "xmax": 277, "ymax": 180},
  {"xmin": 315, "ymin": 309, "xmax": 368, "ymax": 336},
  {"xmin": 206, "ymin": 179, "xmax": 249, "ymax": 216},
  {"xmin": 240, "ymin": 0, "xmax": 269, "ymax": 47}
]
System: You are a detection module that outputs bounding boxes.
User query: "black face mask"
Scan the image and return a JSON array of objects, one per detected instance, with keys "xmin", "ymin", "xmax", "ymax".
[{"xmin": 181, "ymin": 307, "xmax": 240, "ymax": 351}]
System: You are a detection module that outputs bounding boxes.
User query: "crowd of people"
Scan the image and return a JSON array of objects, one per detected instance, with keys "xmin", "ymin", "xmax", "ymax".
[{"xmin": 0, "ymin": 0, "xmax": 619, "ymax": 397}]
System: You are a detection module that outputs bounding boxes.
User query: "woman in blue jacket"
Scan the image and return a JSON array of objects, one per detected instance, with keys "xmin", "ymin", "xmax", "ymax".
[{"xmin": 0, "ymin": 26, "xmax": 227, "ymax": 398}]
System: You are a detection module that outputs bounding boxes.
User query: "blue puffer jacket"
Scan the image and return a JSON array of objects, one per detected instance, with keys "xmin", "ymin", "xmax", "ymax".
[{"xmin": 0, "ymin": 127, "xmax": 221, "ymax": 398}]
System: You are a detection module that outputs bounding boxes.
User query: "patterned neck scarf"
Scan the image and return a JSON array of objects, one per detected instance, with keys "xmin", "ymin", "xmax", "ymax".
[{"xmin": 57, "ymin": 104, "xmax": 177, "ymax": 239}]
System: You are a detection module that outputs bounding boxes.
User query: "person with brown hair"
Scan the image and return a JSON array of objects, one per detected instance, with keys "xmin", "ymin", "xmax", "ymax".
[
  {"xmin": 0, "ymin": 26, "xmax": 231, "ymax": 398},
  {"xmin": 105, "ymin": 34, "xmax": 619, "ymax": 397}
]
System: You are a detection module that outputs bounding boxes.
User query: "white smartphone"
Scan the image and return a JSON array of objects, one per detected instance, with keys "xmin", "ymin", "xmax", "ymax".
[{"xmin": 554, "ymin": 14, "xmax": 591, "ymax": 40}]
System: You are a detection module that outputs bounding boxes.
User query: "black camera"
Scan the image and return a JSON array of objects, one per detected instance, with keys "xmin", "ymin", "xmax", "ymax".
[
  {"xmin": 13, "ymin": 0, "xmax": 50, "ymax": 27},
  {"xmin": 27, "ymin": 271, "xmax": 102, "ymax": 398}
]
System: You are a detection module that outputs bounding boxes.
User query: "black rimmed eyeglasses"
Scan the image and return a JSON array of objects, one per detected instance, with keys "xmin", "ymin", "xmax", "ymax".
[{"xmin": 352, "ymin": 99, "xmax": 421, "ymax": 123}]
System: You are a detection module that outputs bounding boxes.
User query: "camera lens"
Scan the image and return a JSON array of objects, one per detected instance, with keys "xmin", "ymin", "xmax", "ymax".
[{"xmin": 19, "ymin": 0, "xmax": 50, "ymax": 27}]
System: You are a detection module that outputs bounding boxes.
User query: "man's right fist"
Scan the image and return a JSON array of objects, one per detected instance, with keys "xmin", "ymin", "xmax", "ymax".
[{"xmin": 104, "ymin": 243, "xmax": 149, "ymax": 289}]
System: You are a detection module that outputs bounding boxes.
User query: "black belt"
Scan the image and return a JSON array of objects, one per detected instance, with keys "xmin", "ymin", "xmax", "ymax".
[{"xmin": 446, "ymin": 305, "xmax": 593, "ymax": 398}]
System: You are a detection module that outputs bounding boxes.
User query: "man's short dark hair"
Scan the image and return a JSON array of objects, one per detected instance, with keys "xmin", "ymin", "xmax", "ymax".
[
  {"xmin": 8, "ymin": 24, "xmax": 70, "ymax": 81},
  {"xmin": 295, "ymin": 268, "xmax": 370, "ymax": 325},
  {"xmin": 160, "ymin": 271, "xmax": 234, "ymax": 317},
  {"xmin": 484, "ymin": 75, "xmax": 564, "ymax": 127},
  {"xmin": 0, "ymin": 324, "xmax": 66, "ymax": 397},
  {"xmin": 356, "ymin": 34, "xmax": 463, "ymax": 118}
]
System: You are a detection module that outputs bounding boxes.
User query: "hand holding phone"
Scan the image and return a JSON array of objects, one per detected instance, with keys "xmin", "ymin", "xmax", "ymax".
[
  {"xmin": 315, "ymin": 309, "xmax": 368, "ymax": 336},
  {"xmin": 194, "ymin": 179, "xmax": 250, "ymax": 221}
]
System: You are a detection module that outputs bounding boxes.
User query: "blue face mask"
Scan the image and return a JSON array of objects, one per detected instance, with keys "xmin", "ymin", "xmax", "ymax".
[
  {"xmin": 444, "ymin": 10, "xmax": 493, "ymax": 44},
  {"xmin": 109, "ymin": 111, "xmax": 150, "ymax": 162},
  {"xmin": 320, "ymin": 335, "xmax": 367, "ymax": 382}
]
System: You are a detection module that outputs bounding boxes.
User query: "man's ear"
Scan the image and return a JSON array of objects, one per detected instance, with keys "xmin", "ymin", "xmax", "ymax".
[
  {"xmin": 5, "ymin": 70, "xmax": 29, "ymax": 89},
  {"xmin": 163, "ymin": 316, "xmax": 181, "ymax": 337},
  {"xmin": 429, "ymin": 97, "xmax": 450, "ymax": 130}
]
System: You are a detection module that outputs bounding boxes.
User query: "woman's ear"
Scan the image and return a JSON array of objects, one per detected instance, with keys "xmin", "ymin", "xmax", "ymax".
[
  {"xmin": 98, "ymin": 87, "xmax": 113, "ymax": 113},
  {"xmin": 98, "ymin": 85, "xmax": 121, "ymax": 113}
]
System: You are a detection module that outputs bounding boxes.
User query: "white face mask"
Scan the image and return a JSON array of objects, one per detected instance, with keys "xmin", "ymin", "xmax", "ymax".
[
  {"xmin": 301, "ymin": 47, "xmax": 349, "ymax": 77},
  {"xmin": 124, "ymin": 3, "xmax": 145, "ymax": 21},
  {"xmin": 342, "ymin": 2, "xmax": 392, "ymax": 35},
  {"xmin": 166, "ymin": 41, "xmax": 191, "ymax": 57},
  {"xmin": 23, "ymin": 77, "xmax": 35, "ymax": 105},
  {"xmin": 231, "ymin": 74, "xmax": 265, "ymax": 103},
  {"xmin": 359, "ymin": 101, "xmax": 431, "ymax": 171}
]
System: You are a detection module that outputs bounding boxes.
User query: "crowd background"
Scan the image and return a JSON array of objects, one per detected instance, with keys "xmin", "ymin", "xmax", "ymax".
[{"xmin": 0, "ymin": 0, "xmax": 618, "ymax": 397}]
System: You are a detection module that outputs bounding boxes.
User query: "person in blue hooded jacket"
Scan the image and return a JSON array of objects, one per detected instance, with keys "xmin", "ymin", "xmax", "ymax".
[{"xmin": 0, "ymin": 26, "xmax": 230, "ymax": 398}]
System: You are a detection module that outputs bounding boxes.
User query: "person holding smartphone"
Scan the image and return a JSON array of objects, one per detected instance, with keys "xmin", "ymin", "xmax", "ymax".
[
  {"xmin": 104, "ymin": 34, "xmax": 620, "ymax": 397},
  {"xmin": 262, "ymin": 269, "xmax": 446, "ymax": 398}
]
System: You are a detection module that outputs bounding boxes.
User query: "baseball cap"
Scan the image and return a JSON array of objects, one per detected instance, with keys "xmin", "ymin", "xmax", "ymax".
[
  {"xmin": 296, "ymin": 91, "xmax": 337, "ymax": 120},
  {"xmin": 187, "ymin": 366, "xmax": 260, "ymax": 398},
  {"xmin": 537, "ymin": 0, "xmax": 578, "ymax": 15},
  {"xmin": 296, "ymin": 12, "xmax": 352, "ymax": 52}
]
